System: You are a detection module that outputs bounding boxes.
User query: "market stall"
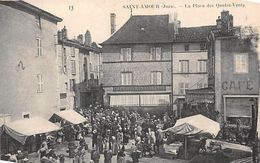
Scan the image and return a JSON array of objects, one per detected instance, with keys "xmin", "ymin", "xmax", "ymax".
[
  {"xmin": 0, "ymin": 117, "xmax": 61, "ymax": 153},
  {"xmin": 49, "ymin": 109, "xmax": 87, "ymax": 125},
  {"xmin": 164, "ymin": 114, "xmax": 220, "ymax": 160}
]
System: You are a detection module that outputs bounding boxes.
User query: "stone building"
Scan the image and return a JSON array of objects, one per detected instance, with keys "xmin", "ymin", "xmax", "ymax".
[
  {"xmin": 101, "ymin": 15, "xmax": 173, "ymax": 112},
  {"xmin": 207, "ymin": 11, "xmax": 259, "ymax": 125},
  {"xmin": 0, "ymin": 1, "xmax": 62, "ymax": 120},
  {"xmin": 56, "ymin": 27, "xmax": 103, "ymax": 110},
  {"xmin": 172, "ymin": 25, "xmax": 215, "ymax": 117}
]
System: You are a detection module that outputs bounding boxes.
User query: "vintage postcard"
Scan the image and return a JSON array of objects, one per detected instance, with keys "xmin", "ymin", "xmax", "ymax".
[{"xmin": 0, "ymin": 0, "xmax": 260, "ymax": 162}]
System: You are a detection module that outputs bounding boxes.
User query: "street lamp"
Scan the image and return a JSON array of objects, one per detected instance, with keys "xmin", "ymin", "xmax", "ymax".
[{"xmin": 249, "ymin": 97, "xmax": 258, "ymax": 163}]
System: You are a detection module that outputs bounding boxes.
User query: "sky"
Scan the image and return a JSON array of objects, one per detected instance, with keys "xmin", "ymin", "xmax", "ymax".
[{"xmin": 24, "ymin": 0, "xmax": 260, "ymax": 44}]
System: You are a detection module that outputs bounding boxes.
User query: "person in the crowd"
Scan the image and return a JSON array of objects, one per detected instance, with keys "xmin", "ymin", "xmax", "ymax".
[
  {"xmin": 97, "ymin": 134, "xmax": 104, "ymax": 153},
  {"xmin": 111, "ymin": 136, "xmax": 118, "ymax": 155},
  {"xmin": 131, "ymin": 148, "xmax": 140, "ymax": 163},
  {"xmin": 8, "ymin": 152, "xmax": 18, "ymax": 162},
  {"xmin": 67, "ymin": 141, "xmax": 77, "ymax": 158},
  {"xmin": 104, "ymin": 147, "xmax": 113, "ymax": 163},
  {"xmin": 39, "ymin": 139, "xmax": 48, "ymax": 158},
  {"xmin": 91, "ymin": 147, "xmax": 100, "ymax": 163},
  {"xmin": 117, "ymin": 148, "xmax": 126, "ymax": 163},
  {"xmin": 57, "ymin": 130, "xmax": 64, "ymax": 144}
]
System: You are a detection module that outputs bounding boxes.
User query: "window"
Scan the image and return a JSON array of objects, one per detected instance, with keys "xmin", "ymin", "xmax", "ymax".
[
  {"xmin": 234, "ymin": 53, "xmax": 248, "ymax": 73},
  {"xmin": 60, "ymin": 93, "xmax": 67, "ymax": 99},
  {"xmin": 140, "ymin": 94, "xmax": 170, "ymax": 106},
  {"xmin": 71, "ymin": 60, "xmax": 76, "ymax": 75},
  {"xmin": 179, "ymin": 83, "xmax": 189, "ymax": 94},
  {"xmin": 70, "ymin": 47, "xmax": 75, "ymax": 57},
  {"xmin": 121, "ymin": 72, "xmax": 132, "ymax": 85},
  {"xmin": 184, "ymin": 44, "xmax": 189, "ymax": 51},
  {"xmin": 22, "ymin": 112, "xmax": 30, "ymax": 119},
  {"xmin": 37, "ymin": 74, "xmax": 43, "ymax": 93},
  {"xmin": 36, "ymin": 38, "xmax": 42, "ymax": 56},
  {"xmin": 179, "ymin": 60, "xmax": 189, "ymax": 73},
  {"xmin": 70, "ymin": 79, "xmax": 76, "ymax": 91},
  {"xmin": 120, "ymin": 48, "xmax": 132, "ymax": 61},
  {"xmin": 198, "ymin": 60, "xmax": 207, "ymax": 72},
  {"xmin": 200, "ymin": 43, "xmax": 205, "ymax": 50},
  {"xmin": 89, "ymin": 63, "xmax": 93, "ymax": 72},
  {"xmin": 65, "ymin": 82, "xmax": 68, "ymax": 90},
  {"xmin": 35, "ymin": 15, "xmax": 41, "ymax": 29},
  {"xmin": 150, "ymin": 47, "xmax": 162, "ymax": 60},
  {"xmin": 150, "ymin": 71, "xmax": 162, "ymax": 85},
  {"xmin": 63, "ymin": 48, "xmax": 67, "ymax": 73}
]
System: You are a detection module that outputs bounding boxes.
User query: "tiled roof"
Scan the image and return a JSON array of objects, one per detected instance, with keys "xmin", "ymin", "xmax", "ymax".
[
  {"xmin": 101, "ymin": 15, "xmax": 173, "ymax": 45},
  {"xmin": 59, "ymin": 39, "xmax": 102, "ymax": 53},
  {"xmin": 101, "ymin": 14, "xmax": 216, "ymax": 45},
  {"xmin": 174, "ymin": 26, "xmax": 216, "ymax": 43}
]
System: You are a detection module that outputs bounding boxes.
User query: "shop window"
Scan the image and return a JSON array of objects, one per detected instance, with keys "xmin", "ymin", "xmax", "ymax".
[
  {"xmin": 110, "ymin": 95, "xmax": 139, "ymax": 106},
  {"xmin": 140, "ymin": 94, "xmax": 170, "ymax": 106}
]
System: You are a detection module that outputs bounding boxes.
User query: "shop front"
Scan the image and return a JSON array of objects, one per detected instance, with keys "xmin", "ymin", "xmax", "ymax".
[{"xmin": 223, "ymin": 95, "xmax": 258, "ymax": 126}]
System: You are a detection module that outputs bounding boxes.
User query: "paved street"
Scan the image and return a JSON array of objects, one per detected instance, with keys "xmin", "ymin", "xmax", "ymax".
[{"xmin": 26, "ymin": 136, "xmax": 186, "ymax": 163}]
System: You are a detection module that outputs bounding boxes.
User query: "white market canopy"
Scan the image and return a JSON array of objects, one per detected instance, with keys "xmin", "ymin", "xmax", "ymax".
[
  {"xmin": 52, "ymin": 109, "xmax": 87, "ymax": 125},
  {"xmin": 1, "ymin": 117, "xmax": 61, "ymax": 145},
  {"xmin": 164, "ymin": 114, "xmax": 220, "ymax": 137}
]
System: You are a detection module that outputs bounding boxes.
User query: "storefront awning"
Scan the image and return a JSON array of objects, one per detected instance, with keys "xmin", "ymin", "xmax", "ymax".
[
  {"xmin": 51, "ymin": 109, "xmax": 87, "ymax": 125},
  {"xmin": 1, "ymin": 117, "xmax": 61, "ymax": 145}
]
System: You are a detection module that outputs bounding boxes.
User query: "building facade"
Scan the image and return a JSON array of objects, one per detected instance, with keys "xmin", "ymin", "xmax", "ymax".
[
  {"xmin": 56, "ymin": 27, "xmax": 103, "ymax": 111},
  {"xmin": 101, "ymin": 15, "xmax": 173, "ymax": 112},
  {"xmin": 172, "ymin": 26, "xmax": 215, "ymax": 117},
  {"xmin": 207, "ymin": 11, "xmax": 259, "ymax": 125},
  {"xmin": 0, "ymin": 1, "xmax": 62, "ymax": 120}
]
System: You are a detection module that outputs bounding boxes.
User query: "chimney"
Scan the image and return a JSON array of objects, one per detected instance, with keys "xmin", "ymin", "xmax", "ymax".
[
  {"xmin": 168, "ymin": 12, "xmax": 180, "ymax": 37},
  {"xmin": 61, "ymin": 26, "xmax": 68, "ymax": 40},
  {"xmin": 216, "ymin": 16, "xmax": 222, "ymax": 29},
  {"xmin": 57, "ymin": 30, "xmax": 62, "ymax": 40},
  {"xmin": 110, "ymin": 13, "xmax": 116, "ymax": 34},
  {"xmin": 216, "ymin": 11, "xmax": 234, "ymax": 32},
  {"xmin": 174, "ymin": 20, "xmax": 181, "ymax": 35},
  {"xmin": 84, "ymin": 30, "xmax": 92, "ymax": 46},
  {"xmin": 77, "ymin": 34, "xmax": 84, "ymax": 44},
  {"xmin": 229, "ymin": 14, "xmax": 233, "ymax": 28}
]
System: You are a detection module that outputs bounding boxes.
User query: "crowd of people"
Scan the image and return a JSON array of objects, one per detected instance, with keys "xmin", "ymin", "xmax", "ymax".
[
  {"xmin": 2, "ymin": 105, "xmax": 178, "ymax": 163},
  {"xmin": 81, "ymin": 105, "xmax": 177, "ymax": 163}
]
